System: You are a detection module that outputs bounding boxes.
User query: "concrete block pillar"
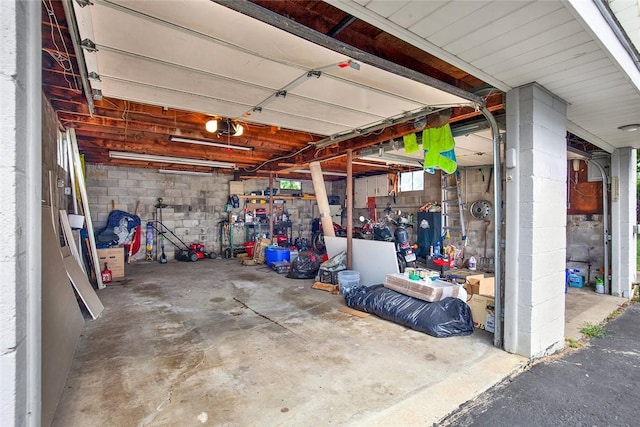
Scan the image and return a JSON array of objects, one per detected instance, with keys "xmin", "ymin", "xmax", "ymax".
[
  {"xmin": 610, "ymin": 147, "xmax": 637, "ymax": 297},
  {"xmin": 1, "ymin": 1, "xmax": 42, "ymax": 425},
  {"xmin": 504, "ymin": 83, "xmax": 567, "ymax": 358}
]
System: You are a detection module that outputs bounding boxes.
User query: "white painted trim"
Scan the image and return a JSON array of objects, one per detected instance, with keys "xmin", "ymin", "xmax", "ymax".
[
  {"xmin": 566, "ymin": 120, "xmax": 616, "ymax": 153},
  {"xmin": 566, "ymin": 0, "xmax": 640, "ymax": 91}
]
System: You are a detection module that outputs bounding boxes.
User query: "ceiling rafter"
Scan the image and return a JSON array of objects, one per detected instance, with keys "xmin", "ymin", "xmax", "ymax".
[{"xmin": 40, "ymin": 0, "xmax": 504, "ymax": 179}]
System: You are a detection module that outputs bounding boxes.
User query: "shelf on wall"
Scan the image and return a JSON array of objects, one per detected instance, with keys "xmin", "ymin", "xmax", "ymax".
[{"xmin": 237, "ymin": 194, "xmax": 316, "ymax": 201}]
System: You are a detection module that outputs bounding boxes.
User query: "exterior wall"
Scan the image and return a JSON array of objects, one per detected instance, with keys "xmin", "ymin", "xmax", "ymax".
[
  {"xmin": 0, "ymin": 2, "xmax": 23, "ymax": 422},
  {"xmin": 504, "ymin": 83, "xmax": 568, "ymax": 358},
  {"xmin": 610, "ymin": 147, "xmax": 637, "ymax": 297},
  {"xmin": 1, "ymin": 1, "xmax": 41, "ymax": 425}
]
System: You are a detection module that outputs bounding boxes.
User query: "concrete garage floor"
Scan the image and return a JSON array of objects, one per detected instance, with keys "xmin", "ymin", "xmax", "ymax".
[{"xmin": 52, "ymin": 260, "xmax": 626, "ymax": 426}]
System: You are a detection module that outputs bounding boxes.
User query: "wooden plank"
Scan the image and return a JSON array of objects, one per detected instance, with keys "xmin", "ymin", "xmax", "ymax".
[
  {"xmin": 69, "ymin": 129, "xmax": 104, "ymax": 288},
  {"xmin": 59, "ymin": 210, "xmax": 85, "ymax": 274},
  {"xmin": 63, "ymin": 254, "xmax": 105, "ymax": 320},
  {"xmin": 339, "ymin": 306, "xmax": 370, "ymax": 318},
  {"xmin": 312, "ymin": 282, "xmax": 336, "ymax": 292},
  {"xmin": 41, "ymin": 206, "xmax": 85, "ymax": 427}
]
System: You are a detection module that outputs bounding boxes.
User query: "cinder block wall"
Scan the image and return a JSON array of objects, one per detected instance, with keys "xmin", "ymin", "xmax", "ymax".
[
  {"xmin": 87, "ymin": 165, "xmax": 232, "ymax": 260},
  {"xmin": 85, "ymin": 167, "xmax": 336, "ymax": 260},
  {"xmin": 85, "ymin": 165, "xmax": 497, "ymax": 264},
  {"xmin": 355, "ymin": 168, "xmax": 494, "ymax": 265}
]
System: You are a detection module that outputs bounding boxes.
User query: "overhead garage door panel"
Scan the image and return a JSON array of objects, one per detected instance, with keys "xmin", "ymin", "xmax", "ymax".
[
  {"xmin": 107, "ymin": 0, "xmax": 350, "ymax": 70},
  {"xmin": 97, "ymin": 50, "xmax": 275, "ymax": 108}
]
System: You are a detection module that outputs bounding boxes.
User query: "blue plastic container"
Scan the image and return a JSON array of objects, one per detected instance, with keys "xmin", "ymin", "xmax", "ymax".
[
  {"xmin": 568, "ymin": 274, "xmax": 584, "ymax": 288},
  {"xmin": 265, "ymin": 247, "xmax": 290, "ymax": 267}
]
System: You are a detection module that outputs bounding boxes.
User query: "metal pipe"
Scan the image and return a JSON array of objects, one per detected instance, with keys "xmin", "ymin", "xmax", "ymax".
[
  {"xmin": 481, "ymin": 106, "xmax": 503, "ymax": 349},
  {"xmin": 346, "ymin": 150, "xmax": 353, "ymax": 269},
  {"xmin": 586, "ymin": 158, "xmax": 610, "ymax": 294},
  {"xmin": 25, "ymin": 0, "xmax": 43, "ymax": 424}
]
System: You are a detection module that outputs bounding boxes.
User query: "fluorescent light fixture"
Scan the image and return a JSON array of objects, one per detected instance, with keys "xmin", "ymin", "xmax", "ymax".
[
  {"xmin": 359, "ymin": 155, "xmax": 422, "ymax": 168},
  {"xmin": 169, "ymin": 136, "xmax": 252, "ymax": 151},
  {"xmin": 352, "ymin": 161, "xmax": 390, "ymax": 169},
  {"xmin": 293, "ymin": 169, "xmax": 348, "ymax": 177},
  {"xmin": 159, "ymin": 169, "xmax": 213, "ymax": 176},
  {"xmin": 109, "ymin": 151, "xmax": 236, "ymax": 169}
]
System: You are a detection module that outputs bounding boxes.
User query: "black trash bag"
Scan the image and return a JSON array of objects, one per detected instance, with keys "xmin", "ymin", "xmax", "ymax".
[
  {"xmin": 344, "ymin": 285, "xmax": 474, "ymax": 338},
  {"xmin": 287, "ymin": 251, "xmax": 320, "ymax": 279}
]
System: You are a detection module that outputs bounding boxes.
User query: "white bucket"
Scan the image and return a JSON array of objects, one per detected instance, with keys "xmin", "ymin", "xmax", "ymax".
[
  {"xmin": 68, "ymin": 214, "xmax": 85, "ymax": 229},
  {"xmin": 338, "ymin": 270, "xmax": 360, "ymax": 295}
]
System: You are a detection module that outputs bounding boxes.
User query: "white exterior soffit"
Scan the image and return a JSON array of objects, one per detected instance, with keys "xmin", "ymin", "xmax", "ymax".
[
  {"xmin": 331, "ymin": 0, "xmax": 640, "ymax": 152},
  {"xmin": 71, "ymin": 0, "xmax": 474, "ymax": 139}
]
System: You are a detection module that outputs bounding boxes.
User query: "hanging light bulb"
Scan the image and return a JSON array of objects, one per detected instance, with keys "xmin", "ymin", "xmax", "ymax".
[
  {"xmin": 233, "ymin": 123, "xmax": 244, "ymax": 137},
  {"xmin": 205, "ymin": 119, "xmax": 218, "ymax": 133}
]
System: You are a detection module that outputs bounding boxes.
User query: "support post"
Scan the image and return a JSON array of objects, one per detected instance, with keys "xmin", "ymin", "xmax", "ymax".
[
  {"xmin": 346, "ymin": 150, "xmax": 353, "ymax": 269},
  {"xmin": 309, "ymin": 162, "xmax": 335, "ymax": 238},
  {"xmin": 269, "ymin": 172, "xmax": 274, "ymax": 242}
]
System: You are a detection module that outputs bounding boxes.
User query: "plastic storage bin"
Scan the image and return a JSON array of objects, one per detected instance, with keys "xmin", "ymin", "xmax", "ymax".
[
  {"xmin": 568, "ymin": 273, "xmax": 584, "ymax": 288},
  {"xmin": 338, "ymin": 270, "xmax": 360, "ymax": 295},
  {"xmin": 265, "ymin": 246, "xmax": 290, "ymax": 267}
]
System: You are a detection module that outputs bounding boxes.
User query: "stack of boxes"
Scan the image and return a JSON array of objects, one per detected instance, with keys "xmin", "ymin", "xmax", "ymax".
[{"xmin": 465, "ymin": 274, "xmax": 495, "ymax": 333}]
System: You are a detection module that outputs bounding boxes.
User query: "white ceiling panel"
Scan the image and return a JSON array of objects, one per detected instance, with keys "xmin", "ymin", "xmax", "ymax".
[
  {"xmin": 388, "ymin": 1, "xmax": 443, "ymax": 28},
  {"xmin": 484, "ymin": 34, "xmax": 595, "ymax": 77},
  {"xmin": 445, "ymin": 1, "xmax": 564, "ymax": 56},
  {"xmin": 333, "ymin": 0, "xmax": 640, "ymax": 150},
  {"xmin": 431, "ymin": 2, "xmax": 528, "ymax": 48},
  {"xmin": 409, "ymin": 1, "xmax": 488, "ymax": 40},
  {"xmin": 560, "ymin": 76, "xmax": 630, "ymax": 101},
  {"xmin": 363, "ymin": 0, "xmax": 409, "ymax": 18},
  {"xmin": 464, "ymin": 18, "xmax": 582, "ymax": 67},
  {"xmin": 537, "ymin": 58, "xmax": 612, "ymax": 88},
  {"xmin": 497, "ymin": 50, "xmax": 607, "ymax": 88}
]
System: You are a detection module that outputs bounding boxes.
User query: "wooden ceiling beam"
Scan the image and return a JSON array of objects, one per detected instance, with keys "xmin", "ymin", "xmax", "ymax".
[
  {"xmin": 72, "ymin": 133, "xmax": 273, "ymax": 164},
  {"xmin": 56, "ymin": 112, "xmax": 309, "ymax": 152}
]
